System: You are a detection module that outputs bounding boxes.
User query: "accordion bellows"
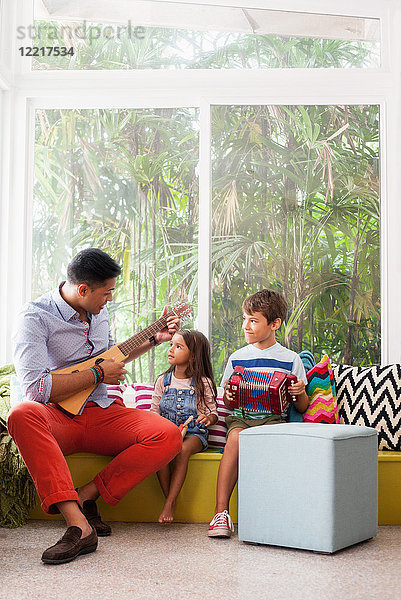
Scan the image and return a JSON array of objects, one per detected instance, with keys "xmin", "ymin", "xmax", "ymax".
[
  {"xmin": 228, "ymin": 366, "xmax": 297, "ymax": 415},
  {"xmin": 304, "ymin": 355, "xmax": 339, "ymax": 424}
]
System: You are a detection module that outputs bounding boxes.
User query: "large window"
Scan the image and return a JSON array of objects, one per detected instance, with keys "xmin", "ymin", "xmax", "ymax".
[
  {"xmin": 33, "ymin": 103, "xmax": 380, "ymax": 379},
  {"xmin": 211, "ymin": 104, "xmax": 380, "ymax": 370}
]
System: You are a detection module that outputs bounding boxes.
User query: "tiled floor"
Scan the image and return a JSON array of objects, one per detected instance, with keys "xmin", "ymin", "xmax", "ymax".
[{"xmin": 1, "ymin": 522, "xmax": 401, "ymax": 600}]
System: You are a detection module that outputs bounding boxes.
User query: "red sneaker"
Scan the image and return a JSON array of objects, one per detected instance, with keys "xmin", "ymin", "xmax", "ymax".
[{"xmin": 207, "ymin": 510, "xmax": 234, "ymax": 538}]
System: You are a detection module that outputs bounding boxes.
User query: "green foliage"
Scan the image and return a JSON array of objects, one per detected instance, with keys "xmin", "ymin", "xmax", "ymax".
[
  {"xmin": 33, "ymin": 107, "xmax": 198, "ymax": 381},
  {"xmin": 210, "ymin": 104, "xmax": 380, "ymax": 368},
  {"xmin": 32, "ymin": 21, "xmax": 379, "ymax": 70},
  {"xmin": 32, "ymin": 34, "xmax": 380, "ymax": 381}
]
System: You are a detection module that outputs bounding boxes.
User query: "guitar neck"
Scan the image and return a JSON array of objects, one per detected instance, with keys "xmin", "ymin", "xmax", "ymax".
[{"xmin": 117, "ymin": 311, "xmax": 174, "ymax": 356}]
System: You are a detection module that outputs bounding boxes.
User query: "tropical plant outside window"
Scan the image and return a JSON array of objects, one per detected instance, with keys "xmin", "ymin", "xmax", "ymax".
[
  {"xmin": 30, "ymin": 23, "xmax": 380, "ymax": 70},
  {"xmin": 211, "ymin": 105, "xmax": 380, "ymax": 371},
  {"xmin": 30, "ymin": 4, "xmax": 380, "ymax": 70},
  {"xmin": 33, "ymin": 108, "xmax": 199, "ymax": 382}
]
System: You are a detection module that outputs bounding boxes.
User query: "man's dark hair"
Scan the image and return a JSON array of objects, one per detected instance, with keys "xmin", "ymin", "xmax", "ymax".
[
  {"xmin": 67, "ymin": 248, "xmax": 121, "ymax": 287},
  {"xmin": 242, "ymin": 289, "xmax": 288, "ymax": 325}
]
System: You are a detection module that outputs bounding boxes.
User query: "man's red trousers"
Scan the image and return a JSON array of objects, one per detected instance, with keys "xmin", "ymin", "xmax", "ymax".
[{"xmin": 8, "ymin": 399, "xmax": 182, "ymax": 513}]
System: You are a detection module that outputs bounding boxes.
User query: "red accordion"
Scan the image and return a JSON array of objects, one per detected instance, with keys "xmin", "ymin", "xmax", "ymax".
[{"xmin": 228, "ymin": 366, "xmax": 297, "ymax": 414}]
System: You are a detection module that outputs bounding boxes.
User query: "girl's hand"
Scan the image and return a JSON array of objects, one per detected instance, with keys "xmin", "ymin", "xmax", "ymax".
[{"xmin": 197, "ymin": 414, "xmax": 217, "ymax": 427}]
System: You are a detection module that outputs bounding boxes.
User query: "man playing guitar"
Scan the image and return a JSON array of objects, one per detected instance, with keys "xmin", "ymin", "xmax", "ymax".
[{"xmin": 8, "ymin": 248, "xmax": 182, "ymax": 564}]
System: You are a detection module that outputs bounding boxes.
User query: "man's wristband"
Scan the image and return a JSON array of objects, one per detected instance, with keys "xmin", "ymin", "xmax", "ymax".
[
  {"xmin": 90, "ymin": 364, "xmax": 104, "ymax": 384},
  {"xmin": 149, "ymin": 335, "xmax": 160, "ymax": 347},
  {"xmin": 95, "ymin": 363, "xmax": 105, "ymax": 383}
]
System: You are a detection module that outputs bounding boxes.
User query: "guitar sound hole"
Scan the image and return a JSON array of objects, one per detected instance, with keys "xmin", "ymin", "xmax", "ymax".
[
  {"xmin": 72, "ymin": 370, "xmax": 79, "ymax": 373},
  {"xmin": 95, "ymin": 358, "xmax": 104, "ymax": 365}
]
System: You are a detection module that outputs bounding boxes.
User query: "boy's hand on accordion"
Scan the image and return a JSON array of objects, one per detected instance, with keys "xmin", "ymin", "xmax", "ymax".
[
  {"xmin": 222, "ymin": 380, "xmax": 233, "ymax": 408},
  {"xmin": 289, "ymin": 379, "xmax": 305, "ymax": 397},
  {"xmin": 289, "ymin": 379, "xmax": 309, "ymax": 413}
]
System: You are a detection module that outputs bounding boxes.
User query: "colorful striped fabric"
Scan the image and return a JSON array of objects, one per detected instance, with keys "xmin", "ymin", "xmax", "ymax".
[
  {"xmin": 208, "ymin": 391, "xmax": 230, "ymax": 448},
  {"xmin": 106, "ymin": 385, "xmax": 126, "ymax": 403},
  {"xmin": 303, "ymin": 355, "xmax": 339, "ymax": 424},
  {"xmin": 132, "ymin": 383, "xmax": 153, "ymax": 410}
]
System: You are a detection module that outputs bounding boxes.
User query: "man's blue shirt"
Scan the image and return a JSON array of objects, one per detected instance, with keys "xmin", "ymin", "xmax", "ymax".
[{"xmin": 12, "ymin": 284, "xmax": 115, "ymax": 412}]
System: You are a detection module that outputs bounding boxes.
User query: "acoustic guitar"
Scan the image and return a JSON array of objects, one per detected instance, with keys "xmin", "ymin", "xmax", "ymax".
[{"xmin": 52, "ymin": 302, "xmax": 191, "ymax": 415}]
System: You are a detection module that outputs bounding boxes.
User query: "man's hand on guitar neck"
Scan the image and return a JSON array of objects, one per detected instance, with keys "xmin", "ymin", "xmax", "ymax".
[
  {"xmin": 153, "ymin": 306, "xmax": 180, "ymax": 345},
  {"xmin": 124, "ymin": 306, "xmax": 181, "ymax": 363}
]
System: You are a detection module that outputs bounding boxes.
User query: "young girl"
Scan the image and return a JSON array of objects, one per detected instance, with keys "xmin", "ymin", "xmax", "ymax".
[{"xmin": 151, "ymin": 329, "xmax": 218, "ymax": 523}]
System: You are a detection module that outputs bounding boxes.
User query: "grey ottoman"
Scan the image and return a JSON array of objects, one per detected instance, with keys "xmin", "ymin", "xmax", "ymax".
[{"xmin": 238, "ymin": 423, "xmax": 378, "ymax": 553}]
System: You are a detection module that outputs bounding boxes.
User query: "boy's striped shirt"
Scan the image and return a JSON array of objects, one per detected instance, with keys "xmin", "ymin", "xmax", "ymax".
[{"xmin": 221, "ymin": 342, "xmax": 307, "ymax": 419}]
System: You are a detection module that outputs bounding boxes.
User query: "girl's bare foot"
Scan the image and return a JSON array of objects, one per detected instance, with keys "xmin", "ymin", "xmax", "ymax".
[{"xmin": 158, "ymin": 500, "xmax": 176, "ymax": 523}]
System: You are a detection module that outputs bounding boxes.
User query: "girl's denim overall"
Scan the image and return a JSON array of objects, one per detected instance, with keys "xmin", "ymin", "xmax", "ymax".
[{"xmin": 159, "ymin": 372, "xmax": 208, "ymax": 450}]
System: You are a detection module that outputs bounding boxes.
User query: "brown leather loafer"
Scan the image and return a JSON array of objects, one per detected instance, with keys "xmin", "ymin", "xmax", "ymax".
[
  {"xmin": 41, "ymin": 526, "xmax": 98, "ymax": 565},
  {"xmin": 81, "ymin": 500, "xmax": 112, "ymax": 537}
]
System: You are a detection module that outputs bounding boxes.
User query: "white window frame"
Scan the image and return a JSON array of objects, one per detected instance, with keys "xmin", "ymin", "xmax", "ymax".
[{"xmin": 1, "ymin": 0, "xmax": 399, "ymax": 365}]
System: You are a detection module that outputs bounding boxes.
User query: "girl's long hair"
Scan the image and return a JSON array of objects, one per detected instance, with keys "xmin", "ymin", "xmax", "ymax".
[{"xmin": 162, "ymin": 329, "xmax": 217, "ymax": 414}]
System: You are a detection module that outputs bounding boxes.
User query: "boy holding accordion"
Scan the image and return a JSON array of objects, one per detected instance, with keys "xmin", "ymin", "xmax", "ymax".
[{"xmin": 207, "ymin": 289, "xmax": 309, "ymax": 538}]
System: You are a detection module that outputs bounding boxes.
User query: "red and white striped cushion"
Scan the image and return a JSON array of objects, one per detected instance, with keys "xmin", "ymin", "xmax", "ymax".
[
  {"xmin": 132, "ymin": 383, "xmax": 153, "ymax": 410},
  {"xmin": 106, "ymin": 384, "xmax": 126, "ymax": 402},
  {"xmin": 208, "ymin": 392, "xmax": 229, "ymax": 449},
  {"xmin": 130, "ymin": 383, "xmax": 229, "ymax": 448}
]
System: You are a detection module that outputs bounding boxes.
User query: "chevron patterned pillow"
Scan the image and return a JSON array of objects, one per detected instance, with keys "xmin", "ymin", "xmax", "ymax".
[{"xmin": 333, "ymin": 364, "xmax": 401, "ymax": 450}]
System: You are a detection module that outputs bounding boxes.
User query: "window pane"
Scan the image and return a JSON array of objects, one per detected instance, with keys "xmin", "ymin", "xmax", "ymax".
[
  {"xmin": 33, "ymin": 107, "xmax": 198, "ymax": 381},
  {"xmin": 211, "ymin": 104, "xmax": 380, "ymax": 374},
  {"xmin": 31, "ymin": 2, "xmax": 380, "ymax": 70}
]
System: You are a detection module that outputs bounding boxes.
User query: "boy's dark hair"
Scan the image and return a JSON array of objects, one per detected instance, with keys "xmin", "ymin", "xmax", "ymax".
[
  {"xmin": 67, "ymin": 248, "xmax": 121, "ymax": 287},
  {"xmin": 163, "ymin": 329, "xmax": 217, "ymax": 415},
  {"xmin": 242, "ymin": 289, "xmax": 288, "ymax": 325}
]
